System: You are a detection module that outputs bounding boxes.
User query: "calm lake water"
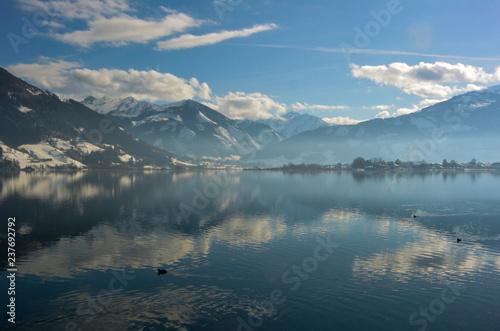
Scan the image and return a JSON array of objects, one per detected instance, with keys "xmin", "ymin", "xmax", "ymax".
[{"xmin": 1, "ymin": 170, "xmax": 500, "ymax": 330}]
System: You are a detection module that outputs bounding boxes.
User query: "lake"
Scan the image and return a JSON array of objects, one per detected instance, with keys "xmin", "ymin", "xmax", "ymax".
[{"xmin": 1, "ymin": 170, "xmax": 499, "ymax": 330}]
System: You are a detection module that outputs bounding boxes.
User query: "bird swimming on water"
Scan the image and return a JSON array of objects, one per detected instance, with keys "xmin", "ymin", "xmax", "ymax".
[
  {"xmin": 157, "ymin": 269, "xmax": 167, "ymax": 275},
  {"xmin": 457, "ymin": 238, "xmax": 462, "ymax": 243},
  {"xmin": 413, "ymin": 215, "xmax": 418, "ymax": 218}
]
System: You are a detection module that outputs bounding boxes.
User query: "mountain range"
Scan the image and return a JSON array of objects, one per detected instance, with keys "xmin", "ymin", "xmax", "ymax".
[
  {"xmin": 255, "ymin": 111, "xmax": 331, "ymax": 138},
  {"xmin": 82, "ymin": 96, "xmax": 276, "ymax": 159},
  {"xmin": 80, "ymin": 96, "xmax": 330, "ymax": 159},
  {"xmin": 255, "ymin": 86, "xmax": 500, "ymax": 165},
  {"xmin": 1, "ymin": 67, "xmax": 499, "ymax": 169}
]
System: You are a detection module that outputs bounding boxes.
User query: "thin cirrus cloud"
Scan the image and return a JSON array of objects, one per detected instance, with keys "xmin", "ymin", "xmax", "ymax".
[
  {"xmin": 156, "ymin": 24, "xmax": 278, "ymax": 51},
  {"xmin": 7, "ymin": 59, "xmax": 212, "ymax": 102},
  {"xmin": 54, "ymin": 13, "xmax": 205, "ymax": 47},
  {"xmin": 232, "ymin": 44, "xmax": 500, "ymax": 62}
]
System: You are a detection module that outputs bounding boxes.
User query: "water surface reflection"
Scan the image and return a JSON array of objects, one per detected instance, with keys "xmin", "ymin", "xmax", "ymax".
[{"xmin": 0, "ymin": 170, "xmax": 499, "ymax": 330}]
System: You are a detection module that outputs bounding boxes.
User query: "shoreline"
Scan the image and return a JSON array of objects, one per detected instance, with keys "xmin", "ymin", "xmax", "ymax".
[{"xmin": 1, "ymin": 167, "xmax": 499, "ymax": 174}]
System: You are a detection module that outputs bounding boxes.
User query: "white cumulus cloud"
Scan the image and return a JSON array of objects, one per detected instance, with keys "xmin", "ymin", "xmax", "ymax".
[
  {"xmin": 211, "ymin": 92, "xmax": 287, "ymax": 120},
  {"xmin": 375, "ymin": 111, "xmax": 391, "ymax": 119},
  {"xmin": 189, "ymin": 78, "xmax": 212, "ymax": 100},
  {"xmin": 351, "ymin": 62, "xmax": 500, "ymax": 98},
  {"xmin": 156, "ymin": 24, "xmax": 278, "ymax": 50},
  {"xmin": 392, "ymin": 98, "xmax": 445, "ymax": 117},
  {"xmin": 54, "ymin": 13, "xmax": 204, "ymax": 47},
  {"xmin": 7, "ymin": 60, "xmax": 212, "ymax": 102},
  {"xmin": 16, "ymin": 0, "xmax": 279, "ymax": 51},
  {"xmin": 393, "ymin": 105, "xmax": 420, "ymax": 117}
]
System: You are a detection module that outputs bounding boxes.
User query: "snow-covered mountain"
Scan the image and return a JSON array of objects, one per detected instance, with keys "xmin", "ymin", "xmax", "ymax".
[
  {"xmin": 256, "ymin": 86, "xmax": 500, "ymax": 165},
  {"xmin": 82, "ymin": 96, "xmax": 333, "ymax": 159},
  {"xmin": 256, "ymin": 112, "xmax": 331, "ymax": 138},
  {"xmin": 82, "ymin": 97, "xmax": 282, "ymax": 159},
  {"xmin": 0, "ymin": 68, "xmax": 183, "ymax": 169},
  {"xmin": 233, "ymin": 120, "xmax": 284, "ymax": 145},
  {"xmin": 82, "ymin": 96, "xmax": 163, "ymax": 118}
]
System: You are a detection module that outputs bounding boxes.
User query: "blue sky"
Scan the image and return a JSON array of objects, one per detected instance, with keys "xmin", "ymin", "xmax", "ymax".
[{"xmin": 1, "ymin": 0, "xmax": 500, "ymax": 123}]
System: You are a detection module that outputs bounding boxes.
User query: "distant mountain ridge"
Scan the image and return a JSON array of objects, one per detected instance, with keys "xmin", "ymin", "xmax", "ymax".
[
  {"xmin": 255, "ymin": 85, "xmax": 500, "ymax": 165},
  {"xmin": 255, "ymin": 111, "xmax": 331, "ymax": 138}
]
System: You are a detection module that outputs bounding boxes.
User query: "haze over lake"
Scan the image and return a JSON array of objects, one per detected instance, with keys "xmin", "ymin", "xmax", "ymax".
[{"xmin": 1, "ymin": 170, "xmax": 499, "ymax": 330}]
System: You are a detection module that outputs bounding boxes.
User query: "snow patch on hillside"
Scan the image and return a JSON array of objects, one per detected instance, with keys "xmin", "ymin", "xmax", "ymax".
[
  {"xmin": 27, "ymin": 88, "xmax": 41, "ymax": 96},
  {"xmin": 19, "ymin": 142, "xmax": 86, "ymax": 168},
  {"xmin": 76, "ymin": 141, "xmax": 104, "ymax": 154},
  {"xmin": 118, "ymin": 154, "xmax": 135, "ymax": 163},
  {"xmin": 17, "ymin": 105, "xmax": 32, "ymax": 113},
  {"xmin": 470, "ymin": 102, "xmax": 494, "ymax": 108},
  {"xmin": 0, "ymin": 140, "xmax": 85, "ymax": 168},
  {"xmin": 0, "ymin": 141, "xmax": 31, "ymax": 168},
  {"xmin": 82, "ymin": 96, "xmax": 162, "ymax": 117},
  {"xmin": 0, "ymin": 138, "xmax": 126, "ymax": 169},
  {"xmin": 53, "ymin": 138, "xmax": 72, "ymax": 150},
  {"xmin": 197, "ymin": 111, "xmax": 216, "ymax": 124},
  {"xmin": 132, "ymin": 112, "xmax": 181, "ymax": 127}
]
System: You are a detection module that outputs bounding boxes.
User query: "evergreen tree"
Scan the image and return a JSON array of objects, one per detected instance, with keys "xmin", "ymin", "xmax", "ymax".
[{"xmin": 352, "ymin": 157, "xmax": 366, "ymax": 169}]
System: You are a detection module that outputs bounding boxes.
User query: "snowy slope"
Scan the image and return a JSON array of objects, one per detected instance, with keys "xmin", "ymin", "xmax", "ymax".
[
  {"xmin": 1, "ymin": 140, "xmax": 86, "ymax": 168},
  {"xmin": 82, "ymin": 97, "xmax": 282, "ymax": 158},
  {"xmin": 256, "ymin": 112, "xmax": 331, "ymax": 138},
  {"xmin": 82, "ymin": 96, "xmax": 162, "ymax": 118}
]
